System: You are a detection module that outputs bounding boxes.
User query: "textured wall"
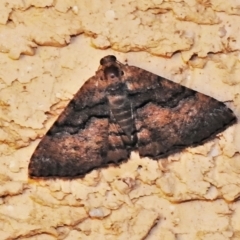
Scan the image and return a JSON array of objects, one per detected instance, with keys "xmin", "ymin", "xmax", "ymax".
[{"xmin": 1, "ymin": 1, "xmax": 240, "ymax": 239}]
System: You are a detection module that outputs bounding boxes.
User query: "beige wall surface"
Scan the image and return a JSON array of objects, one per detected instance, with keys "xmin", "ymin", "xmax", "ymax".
[{"xmin": 1, "ymin": 1, "xmax": 240, "ymax": 239}]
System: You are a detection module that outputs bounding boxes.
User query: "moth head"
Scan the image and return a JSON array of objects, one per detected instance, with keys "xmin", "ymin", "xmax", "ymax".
[
  {"xmin": 99, "ymin": 55, "xmax": 124, "ymax": 82},
  {"xmin": 100, "ymin": 55, "xmax": 117, "ymax": 66},
  {"xmin": 103, "ymin": 65, "xmax": 123, "ymax": 82}
]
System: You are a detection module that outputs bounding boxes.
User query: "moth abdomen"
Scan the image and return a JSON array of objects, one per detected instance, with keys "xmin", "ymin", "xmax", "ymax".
[{"xmin": 108, "ymin": 93, "xmax": 136, "ymax": 146}]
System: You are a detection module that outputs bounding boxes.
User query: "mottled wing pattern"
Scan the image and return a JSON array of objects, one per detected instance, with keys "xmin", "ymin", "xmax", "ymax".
[
  {"xmin": 29, "ymin": 75, "xmax": 113, "ymax": 178},
  {"xmin": 29, "ymin": 56, "xmax": 236, "ymax": 178},
  {"xmin": 124, "ymin": 65, "xmax": 236, "ymax": 158},
  {"xmin": 29, "ymin": 117, "xmax": 109, "ymax": 177}
]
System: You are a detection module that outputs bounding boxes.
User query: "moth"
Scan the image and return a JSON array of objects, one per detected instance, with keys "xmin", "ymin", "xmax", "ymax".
[{"xmin": 29, "ymin": 55, "xmax": 237, "ymax": 178}]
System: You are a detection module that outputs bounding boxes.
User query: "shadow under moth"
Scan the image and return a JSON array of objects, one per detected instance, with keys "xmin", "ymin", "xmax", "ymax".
[{"xmin": 29, "ymin": 55, "xmax": 237, "ymax": 178}]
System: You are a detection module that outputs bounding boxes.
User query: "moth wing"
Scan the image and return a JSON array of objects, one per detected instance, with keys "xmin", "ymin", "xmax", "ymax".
[
  {"xmin": 29, "ymin": 75, "xmax": 112, "ymax": 178},
  {"xmin": 124, "ymin": 65, "xmax": 236, "ymax": 158}
]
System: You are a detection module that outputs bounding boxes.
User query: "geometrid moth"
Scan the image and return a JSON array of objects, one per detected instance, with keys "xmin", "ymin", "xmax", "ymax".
[{"xmin": 29, "ymin": 55, "xmax": 236, "ymax": 178}]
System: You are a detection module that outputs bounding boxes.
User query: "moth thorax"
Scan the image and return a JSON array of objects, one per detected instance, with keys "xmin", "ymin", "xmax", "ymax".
[
  {"xmin": 106, "ymin": 81, "xmax": 125, "ymax": 94},
  {"xmin": 108, "ymin": 94, "xmax": 127, "ymax": 109},
  {"xmin": 103, "ymin": 65, "xmax": 121, "ymax": 80}
]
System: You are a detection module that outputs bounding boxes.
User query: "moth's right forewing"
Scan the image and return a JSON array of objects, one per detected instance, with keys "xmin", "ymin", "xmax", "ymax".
[{"xmin": 29, "ymin": 75, "xmax": 111, "ymax": 178}]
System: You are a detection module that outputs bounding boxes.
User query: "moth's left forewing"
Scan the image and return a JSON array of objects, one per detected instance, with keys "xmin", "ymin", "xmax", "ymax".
[{"xmin": 124, "ymin": 65, "xmax": 236, "ymax": 159}]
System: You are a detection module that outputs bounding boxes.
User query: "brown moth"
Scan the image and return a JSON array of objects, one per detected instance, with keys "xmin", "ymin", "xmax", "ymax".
[{"xmin": 28, "ymin": 55, "xmax": 237, "ymax": 178}]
